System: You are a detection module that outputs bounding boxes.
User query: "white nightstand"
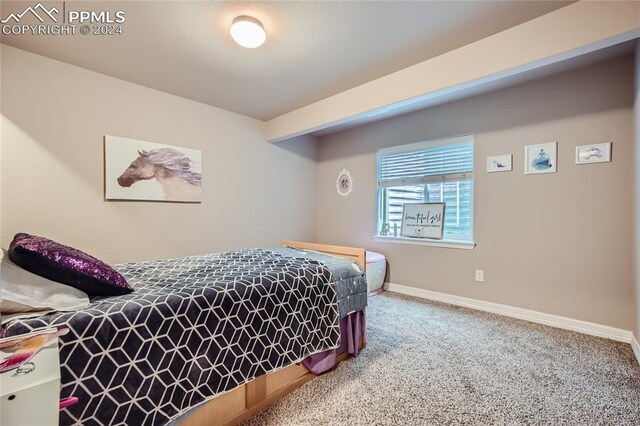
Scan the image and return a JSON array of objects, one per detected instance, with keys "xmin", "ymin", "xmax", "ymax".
[{"xmin": 1, "ymin": 330, "xmax": 61, "ymax": 426}]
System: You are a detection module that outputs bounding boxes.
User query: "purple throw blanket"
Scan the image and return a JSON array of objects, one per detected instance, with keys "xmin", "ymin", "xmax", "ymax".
[{"xmin": 303, "ymin": 310, "xmax": 365, "ymax": 374}]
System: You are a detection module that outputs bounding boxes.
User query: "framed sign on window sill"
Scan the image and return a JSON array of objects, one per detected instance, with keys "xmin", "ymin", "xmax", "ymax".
[{"xmin": 400, "ymin": 203, "xmax": 445, "ymax": 239}]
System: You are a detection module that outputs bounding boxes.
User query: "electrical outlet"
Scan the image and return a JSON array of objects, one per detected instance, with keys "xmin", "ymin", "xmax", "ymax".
[{"xmin": 475, "ymin": 269, "xmax": 484, "ymax": 282}]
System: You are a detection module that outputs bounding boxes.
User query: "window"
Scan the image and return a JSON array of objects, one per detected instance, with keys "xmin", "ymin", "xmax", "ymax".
[{"xmin": 376, "ymin": 135, "xmax": 474, "ymax": 243}]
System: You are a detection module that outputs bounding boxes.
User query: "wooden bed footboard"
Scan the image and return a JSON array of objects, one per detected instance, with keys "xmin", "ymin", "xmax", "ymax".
[{"xmin": 279, "ymin": 240, "xmax": 367, "ymax": 271}]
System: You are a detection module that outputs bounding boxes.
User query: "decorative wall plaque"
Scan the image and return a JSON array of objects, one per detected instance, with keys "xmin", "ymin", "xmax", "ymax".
[{"xmin": 336, "ymin": 169, "xmax": 353, "ymax": 197}]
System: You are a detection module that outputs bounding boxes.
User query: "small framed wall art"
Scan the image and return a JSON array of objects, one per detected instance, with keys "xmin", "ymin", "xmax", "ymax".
[
  {"xmin": 336, "ymin": 168, "xmax": 353, "ymax": 197},
  {"xmin": 487, "ymin": 154, "xmax": 512, "ymax": 173},
  {"xmin": 575, "ymin": 143, "xmax": 611, "ymax": 165},
  {"xmin": 524, "ymin": 142, "xmax": 557, "ymax": 175}
]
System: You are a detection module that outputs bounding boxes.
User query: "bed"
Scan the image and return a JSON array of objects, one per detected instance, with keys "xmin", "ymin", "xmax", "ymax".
[{"xmin": 2, "ymin": 241, "xmax": 367, "ymax": 426}]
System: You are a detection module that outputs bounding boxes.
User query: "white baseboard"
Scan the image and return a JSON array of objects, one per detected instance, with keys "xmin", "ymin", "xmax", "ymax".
[
  {"xmin": 632, "ymin": 335, "xmax": 640, "ymax": 366},
  {"xmin": 384, "ymin": 283, "xmax": 634, "ymax": 343}
]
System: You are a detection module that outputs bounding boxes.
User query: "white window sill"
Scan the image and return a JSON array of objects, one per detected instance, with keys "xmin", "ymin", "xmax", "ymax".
[{"xmin": 373, "ymin": 235, "xmax": 475, "ymax": 250}]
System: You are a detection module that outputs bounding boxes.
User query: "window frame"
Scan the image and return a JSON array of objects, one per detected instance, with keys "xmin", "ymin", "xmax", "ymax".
[{"xmin": 375, "ymin": 134, "xmax": 475, "ymax": 248}]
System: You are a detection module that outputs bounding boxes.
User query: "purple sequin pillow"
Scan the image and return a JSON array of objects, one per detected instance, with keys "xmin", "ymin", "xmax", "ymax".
[{"xmin": 8, "ymin": 233, "xmax": 133, "ymax": 296}]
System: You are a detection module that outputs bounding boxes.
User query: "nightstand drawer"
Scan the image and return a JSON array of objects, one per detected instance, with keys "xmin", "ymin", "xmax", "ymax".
[{"xmin": 1, "ymin": 335, "xmax": 61, "ymax": 426}]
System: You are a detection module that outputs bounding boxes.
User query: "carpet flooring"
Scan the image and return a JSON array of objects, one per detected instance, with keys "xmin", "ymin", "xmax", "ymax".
[{"xmin": 243, "ymin": 292, "xmax": 640, "ymax": 425}]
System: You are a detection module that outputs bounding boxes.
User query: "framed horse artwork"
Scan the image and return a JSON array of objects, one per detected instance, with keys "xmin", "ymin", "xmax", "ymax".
[{"xmin": 104, "ymin": 136, "xmax": 202, "ymax": 202}]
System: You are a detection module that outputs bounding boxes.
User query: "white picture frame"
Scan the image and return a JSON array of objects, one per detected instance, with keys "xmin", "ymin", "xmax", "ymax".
[
  {"xmin": 524, "ymin": 142, "xmax": 557, "ymax": 175},
  {"xmin": 105, "ymin": 136, "xmax": 202, "ymax": 203},
  {"xmin": 400, "ymin": 203, "xmax": 445, "ymax": 239},
  {"xmin": 487, "ymin": 154, "xmax": 512, "ymax": 173},
  {"xmin": 336, "ymin": 168, "xmax": 353, "ymax": 197},
  {"xmin": 575, "ymin": 143, "xmax": 611, "ymax": 165}
]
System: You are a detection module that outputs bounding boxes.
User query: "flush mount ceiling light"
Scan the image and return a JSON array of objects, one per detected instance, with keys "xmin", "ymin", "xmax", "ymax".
[{"xmin": 230, "ymin": 15, "xmax": 266, "ymax": 48}]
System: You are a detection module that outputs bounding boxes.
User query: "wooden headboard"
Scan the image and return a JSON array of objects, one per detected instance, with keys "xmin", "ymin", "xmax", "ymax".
[{"xmin": 279, "ymin": 240, "xmax": 367, "ymax": 271}]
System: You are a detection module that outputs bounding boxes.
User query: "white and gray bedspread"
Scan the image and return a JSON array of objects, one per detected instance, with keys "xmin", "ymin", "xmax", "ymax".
[
  {"xmin": 4, "ymin": 248, "xmax": 366, "ymax": 426},
  {"xmin": 273, "ymin": 247, "xmax": 367, "ymax": 317}
]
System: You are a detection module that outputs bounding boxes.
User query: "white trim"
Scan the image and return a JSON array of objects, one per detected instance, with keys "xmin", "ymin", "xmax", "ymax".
[
  {"xmin": 374, "ymin": 236, "xmax": 475, "ymax": 250},
  {"xmin": 632, "ymin": 335, "xmax": 640, "ymax": 366},
  {"xmin": 384, "ymin": 283, "xmax": 633, "ymax": 343}
]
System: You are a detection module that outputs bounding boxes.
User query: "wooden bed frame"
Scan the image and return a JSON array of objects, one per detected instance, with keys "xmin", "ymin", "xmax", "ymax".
[
  {"xmin": 279, "ymin": 240, "xmax": 367, "ymax": 272},
  {"xmin": 181, "ymin": 241, "xmax": 366, "ymax": 426}
]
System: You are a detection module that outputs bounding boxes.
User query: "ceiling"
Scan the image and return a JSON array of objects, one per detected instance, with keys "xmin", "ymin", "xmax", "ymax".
[{"xmin": 0, "ymin": 1, "xmax": 573, "ymax": 120}]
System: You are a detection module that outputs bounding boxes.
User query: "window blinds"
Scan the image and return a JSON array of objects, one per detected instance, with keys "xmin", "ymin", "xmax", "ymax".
[{"xmin": 378, "ymin": 140, "xmax": 474, "ymax": 187}]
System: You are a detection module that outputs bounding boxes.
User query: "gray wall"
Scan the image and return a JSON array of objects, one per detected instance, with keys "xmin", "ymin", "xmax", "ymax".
[
  {"xmin": 0, "ymin": 46, "xmax": 317, "ymax": 263},
  {"xmin": 317, "ymin": 54, "xmax": 635, "ymax": 330}
]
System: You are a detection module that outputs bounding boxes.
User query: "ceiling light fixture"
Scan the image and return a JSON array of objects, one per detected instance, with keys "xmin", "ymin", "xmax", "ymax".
[{"xmin": 230, "ymin": 15, "xmax": 266, "ymax": 48}]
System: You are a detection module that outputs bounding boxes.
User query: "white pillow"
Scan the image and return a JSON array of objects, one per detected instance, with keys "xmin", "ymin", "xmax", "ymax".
[{"xmin": 1, "ymin": 249, "xmax": 90, "ymax": 324}]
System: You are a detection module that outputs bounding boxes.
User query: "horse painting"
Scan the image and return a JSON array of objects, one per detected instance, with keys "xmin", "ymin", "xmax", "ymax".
[{"xmin": 116, "ymin": 148, "xmax": 202, "ymax": 202}]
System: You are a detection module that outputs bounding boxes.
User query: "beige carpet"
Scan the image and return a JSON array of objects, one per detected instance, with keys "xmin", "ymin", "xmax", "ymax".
[{"xmin": 243, "ymin": 292, "xmax": 640, "ymax": 425}]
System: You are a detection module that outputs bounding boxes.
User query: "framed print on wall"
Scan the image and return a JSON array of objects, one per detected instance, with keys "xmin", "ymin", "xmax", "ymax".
[
  {"xmin": 487, "ymin": 154, "xmax": 512, "ymax": 173},
  {"xmin": 105, "ymin": 136, "xmax": 202, "ymax": 203},
  {"xmin": 524, "ymin": 142, "xmax": 557, "ymax": 175},
  {"xmin": 575, "ymin": 143, "xmax": 611, "ymax": 165}
]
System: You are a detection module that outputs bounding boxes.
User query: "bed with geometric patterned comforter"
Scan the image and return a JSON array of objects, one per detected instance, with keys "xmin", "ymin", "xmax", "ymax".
[{"xmin": 3, "ymin": 248, "xmax": 363, "ymax": 425}]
